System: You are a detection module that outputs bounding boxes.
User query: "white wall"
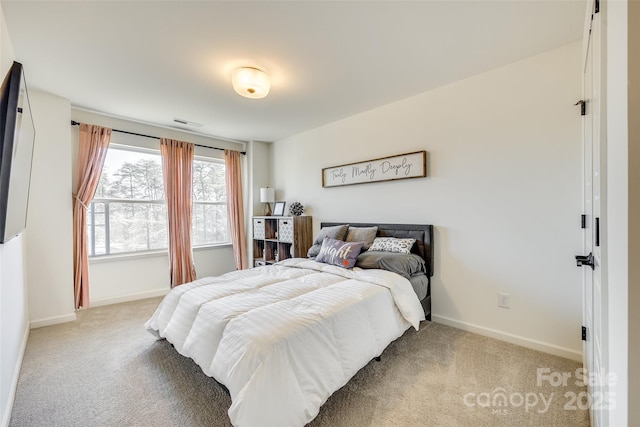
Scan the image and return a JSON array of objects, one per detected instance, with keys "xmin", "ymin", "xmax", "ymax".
[
  {"xmin": 606, "ymin": 0, "xmax": 639, "ymax": 425},
  {"xmin": 272, "ymin": 42, "xmax": 583, "ymax": 360},
  {"xmin": 0, "ymin": 6, "xmax": 29, "ymax": 426},
  {"xmin": 26, "ymin": 90, "xmax": 75, "ymax": 328},
  {"xmin": 246, "ymin": 140, "xmax": 271, "ymax": 261},
  {"xmin": 628, "ymin": 2, "xmax": 640, "ymax": 423},
  {"xmin": 0, "ymin": 3, "xmax": 12, "ymax": 73},
  {"xmin": 88, "ymin": 245, "xmax": 235, "ymax": 306},
  {"xmin": 0, "ymin": 237, "xmax": 28, "ymax": 427},
  {"xmin": 247, "ymin": 140, "xmax": 271, "ymax": 217},
  {"xmin": 605, "ymin": 1, "xmax": 628, "ymax": 424}
]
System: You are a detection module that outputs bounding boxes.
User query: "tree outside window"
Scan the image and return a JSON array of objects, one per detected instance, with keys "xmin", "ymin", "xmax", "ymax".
[{"xmin": 88, "ymin": 145, "xmax": 228, "ymax": 257}]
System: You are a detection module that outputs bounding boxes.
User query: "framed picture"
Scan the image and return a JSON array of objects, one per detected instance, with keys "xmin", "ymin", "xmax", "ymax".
[
  {"xmin": 322, "ymin": 150, "xmax": 427, "ymax": 188},
  {"xmin": 273, "ymin": 201, "xmax": 286, "ymax": 216}
]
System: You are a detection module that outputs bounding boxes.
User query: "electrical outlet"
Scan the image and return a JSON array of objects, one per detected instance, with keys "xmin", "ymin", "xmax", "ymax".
[{"xmin": 498, "ymin": 292, "xmax": 511, "ymax": 309}]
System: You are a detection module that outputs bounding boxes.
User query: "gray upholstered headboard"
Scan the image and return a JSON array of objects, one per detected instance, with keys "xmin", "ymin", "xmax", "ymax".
[{"xmin": 320, "ymin": 222, "xmax": 434, "ymax": 278}]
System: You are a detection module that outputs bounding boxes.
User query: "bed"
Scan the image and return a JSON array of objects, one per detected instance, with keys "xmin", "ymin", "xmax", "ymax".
[
  {"xmin": 146, "ymin": 222, "xmax": 434, "ymax": 427},
  {"xmin": 320, "ymin": 222, "xmax": 433, "ymax": 320}
]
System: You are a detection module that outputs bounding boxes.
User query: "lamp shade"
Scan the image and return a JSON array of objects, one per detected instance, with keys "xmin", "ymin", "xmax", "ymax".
[
  {"xmin": 260, "ymin": 187, "xmax": 275, "ymax": 203},
  {"xmin": 232, "ymin": 67, "xmax": 271, "ymax": 99}
]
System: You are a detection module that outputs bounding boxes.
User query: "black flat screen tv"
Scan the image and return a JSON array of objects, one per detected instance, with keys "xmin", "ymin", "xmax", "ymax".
[{"xmin": 0, "ymin": 61, "xmax": 35, "ymax": 243}]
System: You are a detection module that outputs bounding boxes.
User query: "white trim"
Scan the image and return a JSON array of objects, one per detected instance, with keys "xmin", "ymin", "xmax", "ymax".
[
  {"xmin": 606, "ymin": 1, "xmax": 631, "ymax": 426},
  {"xmin": 1, "ymin": 324, "xmax": 29, "ymax": 427},
  {"xmin": 432, "ymin": 314, "xmax": 582, "ymax": 362},
  {"xmin": 90, "ymin": 287, "xmax": 169, "ymax": 307},
  {"xmin": 29, "ymin": 313, "xmax": 77, "ymax": 329},
  {"xmin": 89, "ymin": 249, "xmax": 169, "ymax": 263},
  {"xmin": 89, "ymin": 243, "xmax": 231, "ymax": 264}
]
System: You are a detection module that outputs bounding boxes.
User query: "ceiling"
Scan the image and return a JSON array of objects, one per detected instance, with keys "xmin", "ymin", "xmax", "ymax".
[{"xmin": 1, "ymin": 1, "xmax": 585, "ymax": 143}]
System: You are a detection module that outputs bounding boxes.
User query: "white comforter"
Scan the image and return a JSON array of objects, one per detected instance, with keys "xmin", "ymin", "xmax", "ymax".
[{"xmin": 145, "ymin": 258, "xmax": 425, "ymax": 427}]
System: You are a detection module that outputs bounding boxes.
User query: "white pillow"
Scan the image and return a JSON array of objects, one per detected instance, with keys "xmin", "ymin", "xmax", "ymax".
[{"xmin": 368, "ymin": 237, "xmax": 416, "ymax": 254}]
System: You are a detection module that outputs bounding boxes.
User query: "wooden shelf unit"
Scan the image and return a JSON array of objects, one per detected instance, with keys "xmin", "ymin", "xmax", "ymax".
[{"xmin": 252, "ymin": 216, "xmax": 312, "ymax": 267}]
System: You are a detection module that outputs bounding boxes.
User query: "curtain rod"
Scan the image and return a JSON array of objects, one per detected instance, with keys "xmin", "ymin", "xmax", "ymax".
[{"xmin": 70, "ymin": 120, "xmax": 246, "ymax": 155}]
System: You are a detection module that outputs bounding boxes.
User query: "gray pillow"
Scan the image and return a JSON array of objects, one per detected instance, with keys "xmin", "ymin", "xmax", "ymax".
[
  {"xmin": 345, "ymin": 226, "xmax": 378, "ymax": 250},
  {"xmin": 316, "ymin": 237, "xmax": 364, "ymax": 268},
  {"xmin": 355, "ymin": 251, "xmax": 426, "ymax": 279},
  {"xmin": 307, "ymin": 224, "xmax": 349, "ymax": 258}
]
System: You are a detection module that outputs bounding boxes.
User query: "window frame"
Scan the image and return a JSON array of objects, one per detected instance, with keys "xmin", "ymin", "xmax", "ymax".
[
  {"xmin": 191, "ymin": 154, "xmax": 230, "ymax": 248},
  {"xmin": 87, "ymin": 141, "xmax": 230, "ymax": 260}
]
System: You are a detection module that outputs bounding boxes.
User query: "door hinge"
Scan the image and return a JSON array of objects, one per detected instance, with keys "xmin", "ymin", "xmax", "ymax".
[
  {"xmin": 581, "ymin": 214, "xmax": 586, "ymax": 229},
  {"xmin": 582, "ymin": 326, "xmax": 587, "ymax": 341},
  {"xmin": 595, "ymin": 0, "xmax": 600, "ymax": 14},
  {"xmin": 595, "ymin": 217, "xmax": 600, "ymax": 246},
  {"xmin": 575, "ymin": 100, "xmax": 586, "ymax": 116}
]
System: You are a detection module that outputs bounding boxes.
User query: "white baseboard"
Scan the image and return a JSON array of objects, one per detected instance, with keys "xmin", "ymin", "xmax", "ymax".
[
  {"xmin": 30, "ymin": 289, "xmax": 169, "ymax": 327},
  {"xmin": 90, "ymin": 288, "xmax": 169, "ymax": 307},
  {"xmin": 1, "ymin": 324, "xmax": 29, "ymax": 427},
  {"xmin": 432, "ymin": 314, "xmax": 583, "ymax": 362},
  {"xmin": 29, "ymin": 313, "xmax": 77, "ymax": 329}
]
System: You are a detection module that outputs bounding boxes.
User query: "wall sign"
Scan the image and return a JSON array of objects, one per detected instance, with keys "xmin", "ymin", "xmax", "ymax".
[{"xmin": 322, "ymin": 150, "xmax": 427, "ymax": 188}]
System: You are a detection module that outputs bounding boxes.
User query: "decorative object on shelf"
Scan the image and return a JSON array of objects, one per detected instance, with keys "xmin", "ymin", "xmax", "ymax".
[
  {"xmin": 232, "ymin": 67, "xmax": 270, "ymax": 99},
  {"xmin": 289, "ymin": 202, "xmax": 304, "ymax": 216},
  {"xmin": 260, "ymin": 187, "xmax": 275, "ymax": 216},
  {"xmin": 322, "ymin": 150, "xmax": 427, "ymax": 188},
  {"xmin": 273, "ymin": 201, "xmax": 286, "ymax": 216}
]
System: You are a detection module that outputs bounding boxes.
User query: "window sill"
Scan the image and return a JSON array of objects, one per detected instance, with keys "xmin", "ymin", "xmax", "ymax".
[
  {"xmin": 89, "ymin": 242, "xmax": 232, "ymax": 263},
  {"xmin": 194, "ymin": 242, "xmax": 232, "ymax": 252}
]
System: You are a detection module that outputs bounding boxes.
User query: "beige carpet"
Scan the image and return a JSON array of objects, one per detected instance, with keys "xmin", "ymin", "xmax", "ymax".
[{"xmin": 10, "ymin": 298, "xmax": 589, "ymax": 427}]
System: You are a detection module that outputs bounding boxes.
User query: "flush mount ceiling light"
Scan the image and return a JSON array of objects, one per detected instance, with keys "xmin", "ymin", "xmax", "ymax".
[{"xmin": 232, "ymin": 67, "xmax": 270, "ymax": 99}]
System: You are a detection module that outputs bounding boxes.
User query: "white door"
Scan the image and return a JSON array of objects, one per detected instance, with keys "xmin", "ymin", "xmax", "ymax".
[{"xmin": 579, "ymin": 1, "xmax": 605, "ymax": 426}]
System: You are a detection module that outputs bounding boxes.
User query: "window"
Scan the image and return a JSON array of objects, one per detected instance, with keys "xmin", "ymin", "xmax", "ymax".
[
  {"xmin": 88, "ymin": 144, "xmax": 228, "ymax": 257},
  {"xmin": 192, "ymin": 157, "xmax": 228, "ymax": 246}
]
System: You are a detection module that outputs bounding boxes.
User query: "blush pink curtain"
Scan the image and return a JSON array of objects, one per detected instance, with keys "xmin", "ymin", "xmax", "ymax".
[
  {"xmin": 160, "ymin": 138, "xmax": 197, "ymax": 286},
  {"xmin": 224, "ymin": 149, "xmax": 248, "ymax": 270},
  {"xmin": 73, "ymin": 123, "xmax": 112, "ymax": 309}
]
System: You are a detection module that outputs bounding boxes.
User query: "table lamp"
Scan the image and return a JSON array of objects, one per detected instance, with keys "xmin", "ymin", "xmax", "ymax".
[{"xmin": 260, "ymin": 187, "xmax": 275, "ymax": 216}]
